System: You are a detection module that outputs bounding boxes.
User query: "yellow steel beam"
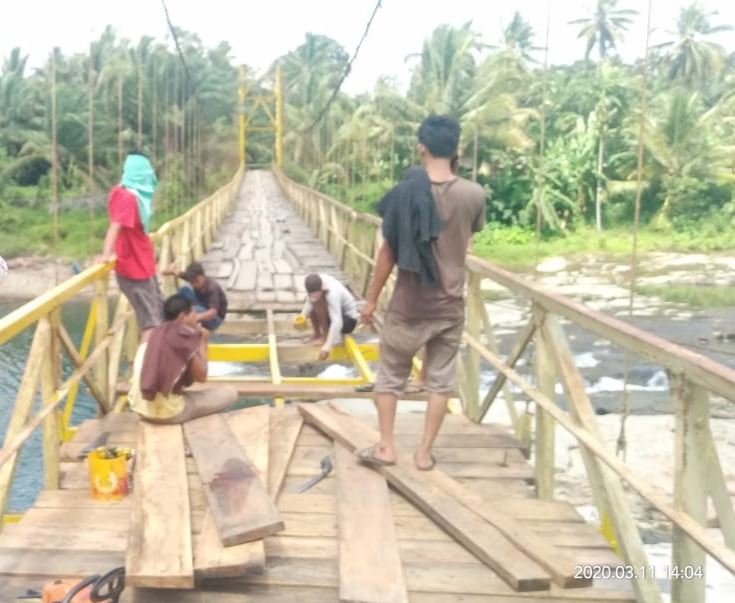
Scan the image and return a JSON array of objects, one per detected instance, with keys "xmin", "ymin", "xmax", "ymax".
[
  {"xmin": 206, "ymin": 376, "xmax": 364, "ymax": 386},
  {"xmin": 344, "ymin": 335, "xmax": 374, "ymax": 383},
  {"xmin": 2, "ymin": 514, "xmax": 22, "ymax": 526},
  {"xmin": 61, "ymin": 300, "xmax": 98, "ymax": 441},
  {"xmin": 0, "ymin": 262, "xmax": 112, "ymax": 346},
  {"xmin": 207, "ymin": 343, "xmax": 379, "ymax": 364},
  {"xmin": 266, "ymin": 309, "xmax": 284, "ymax": 408}
]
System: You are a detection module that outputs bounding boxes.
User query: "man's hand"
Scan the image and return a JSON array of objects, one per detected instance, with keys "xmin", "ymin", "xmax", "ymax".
[
  {"xmin": 318, "ymin": 348, "xmax": 330, "ymax": 361},
  {"xmin": 360, "ymin": 301, "xmax": 376, "ymax": 325},
  {"xmin": 94, "ymin": 254, "xmax": 111, "ymax": 265}
]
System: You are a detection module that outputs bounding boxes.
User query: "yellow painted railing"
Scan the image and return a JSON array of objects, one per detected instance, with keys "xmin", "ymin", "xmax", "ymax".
[
  {"xmin": 273, "ymin": 165, "xmax": 735, "ymax": 603},
  {"xmin": 0, "ymin": 165, "xmax": 244, "ymax": 521}
]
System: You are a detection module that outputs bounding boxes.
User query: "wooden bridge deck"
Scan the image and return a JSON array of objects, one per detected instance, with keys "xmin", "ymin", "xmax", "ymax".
[
  {"xmin": 0, "ymin": 403, "xmax": 636, "ymax": 603},
  {"xmin": 199, "ymin": 170, "xmax": 348, "ymax": 314}
]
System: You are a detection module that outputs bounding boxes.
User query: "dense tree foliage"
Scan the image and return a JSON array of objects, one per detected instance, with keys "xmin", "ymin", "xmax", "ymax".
[
  {"xmin": 271, "ymin": 2, "xmax": 735, "ymax": 242},
  {"xmin": 1, "ymin": 2, "xmax": 734, "ymax": 260}
]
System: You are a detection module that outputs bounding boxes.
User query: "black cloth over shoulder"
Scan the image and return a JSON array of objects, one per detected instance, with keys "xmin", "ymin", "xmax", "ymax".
[{"xmin": 376, "ymin": 167, "xmax": 443, "ymax": 287}]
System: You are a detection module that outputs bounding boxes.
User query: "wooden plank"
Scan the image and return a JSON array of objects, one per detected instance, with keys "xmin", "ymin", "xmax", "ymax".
[
  {"xmin": 299, "ymin": 404, "xmax": 552, "ymax": 592},
  {"xmin": 0, "ymin": 549, "xmax": 124, "ymax": 578},
  {"xmin": 34, "ymin": 489, "xmax": 130, "ymax": 509},
  {"xmin": 193, "ymin": 406, "xmax": 271, "ymax": 578},
  {"xmin": 268, "ymin": 405, "xmax": 304, "ymax": 496},
  {"xmin": 298, "ymin": 431, "xmax": 525, "ymax": 450},
  {"xmin": 227, "ymin": 557, "xmax": 634, "ymax": 600},
  {"xmin": 121, "ymin": 585, "xmax": 338, "ymax": 603},
  {"xmin": 275, "ymin": 490, "xmax": 584, "ymax": 523},
  {"xmin": 126, "ymin": 423, "xmax": 194, "ymax": 588},
  {"xmin": 183, "ymin": 413, "xmax": 283, "ymax": 546},
  {"xmin": 117, "ymin": 381, "xmax": 436, "ymax": 401},
  {"xmin": 0, "ymin": 522, "xmax": 126, "ymax": 551},
  {"xmin": 334, "ymin": 443, "xmax": 408, "ymax": 603},
  {"xmin": 425, "ymin": 467, "xmax": 590, "ymax": 587}
]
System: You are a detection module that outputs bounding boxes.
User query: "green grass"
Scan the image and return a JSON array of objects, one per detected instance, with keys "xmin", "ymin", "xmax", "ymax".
[
  {"xmin": 473, "ymin": 222, "xmax": 735, "ymax": 272},
  {"xmin": 0, "ymin": 199, "xmax": 197, "ymax": 262},
  {"xmin": 1, "ymin": 206, "xmax": 106, "ymax": 262},
  {"xmin": 633, "ymin": 284, "xmax": 735, "ymax": 307}
]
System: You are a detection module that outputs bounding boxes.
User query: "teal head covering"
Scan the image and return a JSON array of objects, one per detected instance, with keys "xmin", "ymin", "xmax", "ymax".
[{"xmin": 120, "ymin": 153, "xmax": 158, "ymax": 234}]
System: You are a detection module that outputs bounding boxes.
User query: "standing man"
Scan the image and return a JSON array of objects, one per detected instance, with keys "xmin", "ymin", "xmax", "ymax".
[
  {"xmin": 297, "ymin": 273, "xmax": 360, "ymax": 361},
  {"xmin": 97, "ymin": 150, "xmax": 163, "ymax": 343},
  {"xmin": 357, "ymin": 115, "xmax": 486, "ymax": 471}
]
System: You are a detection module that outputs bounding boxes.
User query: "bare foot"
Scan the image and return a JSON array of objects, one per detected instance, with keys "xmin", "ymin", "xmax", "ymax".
[
  {"xmin": 310, "ymin": 337, "xmax": 325, "ymax": 347},
  {"xmin": 303, "ymin": 336, "xmax": 325, "ymax": 345}
]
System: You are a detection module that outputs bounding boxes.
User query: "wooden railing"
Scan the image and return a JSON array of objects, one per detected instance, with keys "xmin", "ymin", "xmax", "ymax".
[
  {"xmin": 0, "ymin": 165, "xmax": 244, "ymax": 522},
  {"xmin": 273, "ymin": 165, "xmax": 735, "ymax": 603}
]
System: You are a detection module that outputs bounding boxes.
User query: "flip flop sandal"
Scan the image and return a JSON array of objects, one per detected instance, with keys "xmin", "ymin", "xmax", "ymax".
[
  {"xmin": 355, "ymin": 444, "xmax": 396, "ymax": 467},
  {"xmin": 415, "ymin": 454, "xmax": 437, "ymax": 471},
  {"xmin": 354, "ymin": 383, "xmax": 375, "ymax": 392},
  {"xmin": 403, "ymin": 384, "xmax": 427, "ymax": 395}
]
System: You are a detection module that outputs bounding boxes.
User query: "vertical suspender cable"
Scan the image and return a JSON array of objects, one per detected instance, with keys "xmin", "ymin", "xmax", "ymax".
[
  {"xmin": 533, "ymin": 3, "xmax": 552, "ymax": 282},
  {"xmin": 617, "ymin": 0, "xmax": 653, "ymax": 461}
]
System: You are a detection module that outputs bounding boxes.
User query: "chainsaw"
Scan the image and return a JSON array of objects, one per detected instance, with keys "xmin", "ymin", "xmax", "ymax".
[{"xmin": 17, "ymin": 566, "xmax": 125, "ymax": 603}]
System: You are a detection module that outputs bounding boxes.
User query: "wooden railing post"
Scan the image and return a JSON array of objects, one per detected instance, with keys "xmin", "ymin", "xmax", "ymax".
[
  {"xmin": 543, "ymin": 315, "xmax": 663, "ymax": 603},
  {"xmin": 532, "ymin": 306, "xmax": 556, "ymax": 499},
  {"xmin": 464, "ymin": 272, "xmax": 482, "ymax": 420},
  {"xmin": 668, "ymin": 371, "xmax": 709, "ymax": 603}
]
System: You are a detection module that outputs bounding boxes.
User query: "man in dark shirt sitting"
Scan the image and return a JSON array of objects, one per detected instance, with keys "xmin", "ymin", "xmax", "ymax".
[{"xmin": 162, "ymin": 261, "xmax": 227, "ymax": 332}]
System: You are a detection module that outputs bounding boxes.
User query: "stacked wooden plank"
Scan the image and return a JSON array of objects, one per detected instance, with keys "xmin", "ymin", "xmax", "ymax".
[
  {"xmin": 125, "ymin": 405, "xmax": 303, "ymax": 588},
  {"xmin": 299, "ymin": 403, "xmax": 596, "ymax": 599}
]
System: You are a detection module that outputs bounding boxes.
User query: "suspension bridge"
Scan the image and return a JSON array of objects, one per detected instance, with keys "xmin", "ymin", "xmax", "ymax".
[{"xmin": 0, "ymin": 14, "xmax": 735, "ymax": 603}]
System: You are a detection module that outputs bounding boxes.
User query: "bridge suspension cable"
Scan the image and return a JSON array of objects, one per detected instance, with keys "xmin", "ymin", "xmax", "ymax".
[{"xmin": 303, "ymin": 0, "xmax": 383, "ymax": 132}]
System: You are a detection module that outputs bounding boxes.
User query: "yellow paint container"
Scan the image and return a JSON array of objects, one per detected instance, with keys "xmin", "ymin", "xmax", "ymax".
[{"xmin": 88, "ymin": 449, "xmax": 129, "ymax": 501}]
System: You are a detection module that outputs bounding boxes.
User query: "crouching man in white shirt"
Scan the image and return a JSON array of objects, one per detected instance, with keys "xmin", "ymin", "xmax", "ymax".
[{"xmin": 298, "ymin": 273, "xmax": 359, "ymax": 361}]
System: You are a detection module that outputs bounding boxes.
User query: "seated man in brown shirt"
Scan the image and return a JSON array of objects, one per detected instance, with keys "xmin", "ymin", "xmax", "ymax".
[
  {"xmin": 127, "ymin": 294, "xmax": 238, "ymax": 424},
  {"xmin": 162, "ymin": 261, "xmax": 227, "ymax": 331},
  {"xmin": 358, "ymin": 115, "xmax": 486, "ymax": 471}
]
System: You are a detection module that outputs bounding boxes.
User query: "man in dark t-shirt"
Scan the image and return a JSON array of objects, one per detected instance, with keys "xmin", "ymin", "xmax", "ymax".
[
  {"xmin": 358, "ymin": 115, "xmax": 486, "ymax": 472},
  {"xmin": 162, "ymin": 261, "xmax": 228, "ymax": 332}
]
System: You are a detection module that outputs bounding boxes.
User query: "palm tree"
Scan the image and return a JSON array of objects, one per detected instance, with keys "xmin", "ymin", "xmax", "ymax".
[
  {"xmin": 636, "ymin": 90, "xmax": 735, "ymax": 222},
  {"xmin": 501, "ymin": 12, "xmax": 542, "ymax": 64},
  {"xmin": 653, "ymin": 2, "xmax": 733, "ymax": 87},
  {"xmin": 406, "ymin": 22, "xmax": 486, "ymax": 116},
  {"xmin": 570, "ymin": 0, "xmax": 638, "ymax": 232},
  {"xmin": 570, "ymin": 0, "xmax": 638, "ymax": 62}
]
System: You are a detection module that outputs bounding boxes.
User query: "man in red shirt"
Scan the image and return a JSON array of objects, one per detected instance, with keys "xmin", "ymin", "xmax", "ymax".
[{"xmin": 97, "ymin": 151, "xmax": 163, "ymax": 343}]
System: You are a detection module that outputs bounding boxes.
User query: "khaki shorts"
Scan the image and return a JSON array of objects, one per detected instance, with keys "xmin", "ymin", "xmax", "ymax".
[
  {"xmin": 374, "ymin": 311, "xmax": 464, "ymax": 395},
  {"xmin": 116, "ymin": 274, "xmax": 164, "ymax": 331}
]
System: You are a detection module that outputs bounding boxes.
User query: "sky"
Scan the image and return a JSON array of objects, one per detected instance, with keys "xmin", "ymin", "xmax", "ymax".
[{"xmin": 1, "ymin": 0, "xmax": 735, "ymax": 96}]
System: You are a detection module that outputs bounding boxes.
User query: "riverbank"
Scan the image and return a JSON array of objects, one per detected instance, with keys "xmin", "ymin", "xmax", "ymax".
[{"xmin": 0, "ymin": 256, "xmax": 98, "ymax": 302}]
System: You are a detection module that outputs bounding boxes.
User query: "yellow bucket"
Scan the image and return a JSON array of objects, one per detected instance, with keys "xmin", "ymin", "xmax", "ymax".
[
  {"xmin": 88, "ymin": 449, "xmax": 129, "ymax": 501},
  {"xmin": 293, "ymin": 315, "xmax": 308, "ymax": 330}
]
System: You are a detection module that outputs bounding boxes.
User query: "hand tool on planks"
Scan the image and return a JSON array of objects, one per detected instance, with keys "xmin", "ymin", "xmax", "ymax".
[
  {"xmin": 17, "ymin": 566, "xmax": 125, "ymax": 602},
  {"xmin": 294, "ymin": 455, "xmax": 333, "ymax": 493}
]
